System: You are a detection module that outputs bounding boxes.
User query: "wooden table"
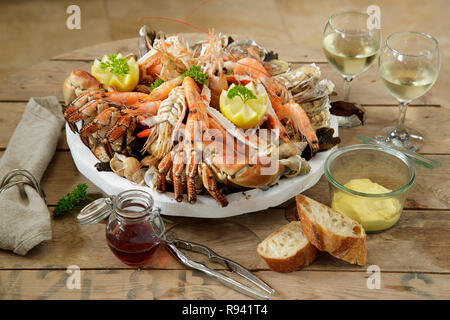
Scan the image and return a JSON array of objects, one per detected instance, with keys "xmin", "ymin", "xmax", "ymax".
[{"xmin": 0, "ymin": 34, "xmax": 449, "ymax": 300}]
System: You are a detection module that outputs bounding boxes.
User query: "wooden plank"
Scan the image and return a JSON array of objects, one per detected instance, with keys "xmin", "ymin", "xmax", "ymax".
[
  {"xmin": 52, "ymin": 34, "xmax": 323, "ymax": 63},
  {"xmin": 1, "ymin": 103, "xmax": 449, "ymax": 153},
  {"xmin": 0, "ymin": 59, "xmax": 446, "ymax": 106},
  {"xmin": 277, "ymin": 0, "xmax": 450, "ymax": 61},
  {"xmin": 0, "ymin": 209, "xmax": 449, "ymax": 274},
  {"xmin": 0, "ymin": 60, "xmax": 92, "ymax": 103},
  {"xmin": 337, "ymin": 106, "xmax": 450, "ymax": 154},
  {"xmin": 0, "ymin": 268, "xmax": 449, "ymax": 300},
  {"xmin": 20, "ymin": 151, "xmax": 450, "ymax": 210}
]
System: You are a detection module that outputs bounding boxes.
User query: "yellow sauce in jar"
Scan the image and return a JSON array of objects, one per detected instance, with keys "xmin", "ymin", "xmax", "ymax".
[{"xmin": 331, "ymin": 178, "xmax": 402, "ymax": 232}]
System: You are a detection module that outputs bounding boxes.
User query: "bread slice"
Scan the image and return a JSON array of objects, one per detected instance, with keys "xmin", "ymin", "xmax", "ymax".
[
  {"xmin": 296, "ymin": 194, "xmax": 366, "ymax": 265},
  {"xmin": 257, "ymin": 221, "xmax": 317, "ymax": 273}
]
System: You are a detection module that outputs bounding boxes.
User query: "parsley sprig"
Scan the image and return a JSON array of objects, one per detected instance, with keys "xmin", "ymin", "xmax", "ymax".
[
  {"xmin": 182, "ymin": 65, "xmax": 207, "ymax": 85},
  {"xmin": 150, "ymin": 78, "xmax": 164, "ymax": 92},
  {"xmin": 100, "ymin": 54, "xmax": 130, "ymax": 76},
  {"xmin": 227, "ymin": 85, "xmax": 257, "ymax": 104},
  {"xmin": 53, "ymin": 183, "xmax": 91, "ymax": 217}
]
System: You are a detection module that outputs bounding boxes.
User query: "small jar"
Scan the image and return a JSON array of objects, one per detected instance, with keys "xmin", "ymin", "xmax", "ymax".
[
  {"xmin": 77, "ymin": 190, "xmax": 165, "ymax": 266},
  {"xmin": 324, "ymin": 144, "xmax": 415, "ymax": 232}
]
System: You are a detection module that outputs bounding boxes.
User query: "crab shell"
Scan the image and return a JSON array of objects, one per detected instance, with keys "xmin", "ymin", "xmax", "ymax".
[
  {"xmin": 62, "ymin": 70, "xmax": 104, "ymax": 105},
  {"xmin": 208, "ymin": 154, "xmax": 286, "ymax": 189}
]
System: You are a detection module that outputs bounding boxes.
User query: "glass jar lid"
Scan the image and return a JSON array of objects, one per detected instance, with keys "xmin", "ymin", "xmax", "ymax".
[{"xmin": 77, "ymin": 197, "xmax": 114, "ymax": 225}]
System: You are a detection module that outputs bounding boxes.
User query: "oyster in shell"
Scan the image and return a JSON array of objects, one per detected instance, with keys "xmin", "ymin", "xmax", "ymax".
[
  {"xmin": 269, "ymin": 59, "xmax": 290, "ymax": 76},
  {"xmin": 294, "ymin": 79, "xmax": 335, "ymax": 103},
  {"xmin": 227, "ymin": 39, "xmax": 268, "ymax": 61},
  {"xmin": 275, "ymin": 63, "xmax": 321, "ymax": 96}
]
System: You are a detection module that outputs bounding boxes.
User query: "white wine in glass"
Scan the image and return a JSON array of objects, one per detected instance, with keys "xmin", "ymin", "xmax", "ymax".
[
  {"xmin": 322, "ymin": 11, "xmax": 381, "ymax": 101},
  {"xmin": 379, "ymin": 62, "xmax": 438, "ymax": 102},
  {"xmin": 377, "ymin": 31, "xmax": 440, "ymax": 151}
]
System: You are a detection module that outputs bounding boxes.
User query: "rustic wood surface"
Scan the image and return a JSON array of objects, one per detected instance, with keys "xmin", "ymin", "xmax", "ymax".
[{"xmin": 0, "ymin": 29, "xmax": 449, "ymax": 300}]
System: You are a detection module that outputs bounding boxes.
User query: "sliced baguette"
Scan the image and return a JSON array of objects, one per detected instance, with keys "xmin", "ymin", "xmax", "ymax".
[
  {"xmin": 257, "ymin": 221, "xmax": 317, "ymax": 273},
  {"xmin": 296, "ymin": 194, "xmax": 366, "ymax": 265}
]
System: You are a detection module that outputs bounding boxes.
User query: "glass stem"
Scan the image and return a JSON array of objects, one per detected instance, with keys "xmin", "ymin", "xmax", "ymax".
[
  {"xmin": 395, "ymin": 101, "xmax": 409, "ymax": 134},
  {"xmin": 342, "ymin": 76, "xmax": 354, "ymax": 102}
]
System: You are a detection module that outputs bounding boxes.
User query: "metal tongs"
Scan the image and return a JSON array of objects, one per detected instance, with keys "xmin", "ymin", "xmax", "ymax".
[
  {"xmin": 166, "ymin": 237, "xmax": 275, "ymax": 300},
  {"xmin": 150, "ymin": 216, "xmax": 275, "ymax": 300}
]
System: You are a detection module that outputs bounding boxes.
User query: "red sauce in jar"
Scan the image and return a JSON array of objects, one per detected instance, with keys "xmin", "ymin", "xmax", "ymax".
[{"xmin": 106, "ymin": 204, "xmax": 161, "ymax": 266}]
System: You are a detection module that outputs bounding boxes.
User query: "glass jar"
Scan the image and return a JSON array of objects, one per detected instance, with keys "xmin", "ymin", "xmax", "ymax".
[
  {"xmin": 324, "ymin": 144, "xmax": 416, "ymax": 232},
  {"xmin": 77, "ymin": 190, "xmax": 165, "ymax": 266}
]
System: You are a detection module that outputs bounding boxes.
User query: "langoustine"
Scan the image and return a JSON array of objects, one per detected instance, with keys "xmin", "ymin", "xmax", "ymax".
[{"xmin": 62, "ymin": 30, "xmax": 339, "ymax": 207}]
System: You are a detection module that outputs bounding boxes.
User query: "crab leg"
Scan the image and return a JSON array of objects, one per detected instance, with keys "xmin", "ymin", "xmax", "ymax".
[
  {"xmin": 79, "ymin": 107, "xmax": 121, "ymax": 138},
  {"xmin": 200, "ymin": 163, "xmax": 228, "ymax": 207}
]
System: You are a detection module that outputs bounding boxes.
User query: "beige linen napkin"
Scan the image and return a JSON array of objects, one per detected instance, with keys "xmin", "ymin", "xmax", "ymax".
[{"xmin": 0, "ymin": 96, "xmax": 64, "ymax": 255}]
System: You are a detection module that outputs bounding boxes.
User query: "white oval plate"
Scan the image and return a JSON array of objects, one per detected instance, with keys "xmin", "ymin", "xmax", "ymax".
[{"xmin": 66, "ymin": 116, "xmax": 338, "ymax": 218}]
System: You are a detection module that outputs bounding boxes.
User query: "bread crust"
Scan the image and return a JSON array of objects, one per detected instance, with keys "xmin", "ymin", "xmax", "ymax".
[
  {"xmin": 296, "ymin": 195, "xmax": 366, "ymax": 265},
  {"xmin": 257, "ymin": 222, "xmax": 318, "ymax": 273}
]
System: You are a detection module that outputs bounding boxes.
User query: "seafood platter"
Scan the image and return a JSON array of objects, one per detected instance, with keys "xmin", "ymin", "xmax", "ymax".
[{"xmin": 62, "ymin": 29, "xmax": 340, "ymax": 217}]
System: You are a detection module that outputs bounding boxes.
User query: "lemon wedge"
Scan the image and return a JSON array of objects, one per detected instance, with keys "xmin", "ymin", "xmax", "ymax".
[
  {"xmin": 219, "ymin": 82, "xmax": 268, "ymax": 129},
  {"xmin": 91, "ymin": 53, "xmax": 139, "ymax": 92}
]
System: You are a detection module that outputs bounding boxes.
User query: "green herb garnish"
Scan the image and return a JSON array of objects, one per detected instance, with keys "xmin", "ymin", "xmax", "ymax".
[
  {"xmin": 182, "ymin": 65, "xmax": 207, "ymax": 85},
  {"xmin": 100, "ymin": 54, "xmax": 130, "ymax": 76},
  {"xmin": 150, "ymin": 78, "xmax": 164, "ymax": 92},
  {"xmin": 53, "ymin": 183, "xmax": 90, "ymax": 217},
  {"xmin": 227, "ymin": 85, "xmax": 257, "ymax": 104},
  {"xmin": 226, "ymin": 69, "xmax": 233, "ymax": 75}
]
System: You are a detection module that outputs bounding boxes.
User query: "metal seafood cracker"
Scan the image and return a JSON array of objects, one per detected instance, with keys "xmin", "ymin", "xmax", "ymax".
[
  {"xmin": 79, "ymin": 193, "xmax": 275, "ymax": 300},
  {"xmin": 166, "ymin": 238, "xmax": 275, "ymax": 300},
  {"xmin": 149, "ymin": 215, "xmax": 276, "ymax": 300}
]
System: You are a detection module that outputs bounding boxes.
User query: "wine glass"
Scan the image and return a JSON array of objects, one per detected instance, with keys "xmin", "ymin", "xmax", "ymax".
[
  {"xmin": 323, "ymin": 10, "xmax": 381, "ymax": 101},
  {"xmin": 377, "ymin": 31, "xmax": 440, "ymax": 151}
]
